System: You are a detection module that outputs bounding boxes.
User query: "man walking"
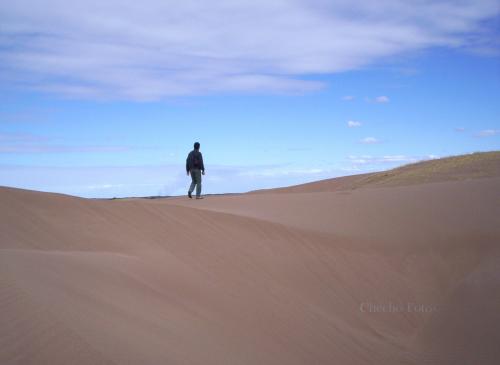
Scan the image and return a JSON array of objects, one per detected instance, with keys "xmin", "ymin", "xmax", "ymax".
[{"xmin": 186, "ymin": 142, "xmax": 205, "ymax": 199}]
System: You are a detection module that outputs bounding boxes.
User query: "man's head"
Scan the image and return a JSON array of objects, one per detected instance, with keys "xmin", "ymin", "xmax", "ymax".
[{"xmin": 194, "ymin": 142, "xmax": 200, "ymax": 150}]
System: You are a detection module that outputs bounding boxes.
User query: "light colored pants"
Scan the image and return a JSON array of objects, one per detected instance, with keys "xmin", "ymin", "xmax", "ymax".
[{"xmin": 188, "ymin": 169, "xmax": 202, "ymax": 197}]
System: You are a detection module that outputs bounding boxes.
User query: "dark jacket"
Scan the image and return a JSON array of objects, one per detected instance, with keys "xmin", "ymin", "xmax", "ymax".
[{"xmin": 186, "ymin": 150, "xmax": 205, "ymax": 172}]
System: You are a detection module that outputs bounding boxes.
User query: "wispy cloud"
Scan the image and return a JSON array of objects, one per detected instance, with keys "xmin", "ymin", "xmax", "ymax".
[
  {"xmin": 360, "ymin": 137, "xmax": 381, "ymax": 144},
  {"xmin": 0, "ymin": 145, "xmax": 132, "ymax": 153},
  {"xmin": 0, "ymin": 108, "xmax": 56, "ymax": 124},
  {"xmin": 348, "ymin": 154, "xmax": 414, "ymax": 165},
  {"xmin": 0, "ymin": 132, "xmax": 48, "ymax": 142},
  {"xmin": 346, "ymin": 154, "xmax": 438, "ymax": 169},
  {"xmin": 0, "ymin": 132, "xmax": 139, "ymax": 153},
  {"xmin": 475, "ymin": 129, "xmax": 500, "ymax": 137},
  {"xmin": 341, "ymin": 95, "xmax": 355, "ymax": 101},
  {"xmin": 347, "ymin": 120, "xmax": 362, "ymax": 128},
  {"xmin": 455, "ymin": 127, "xmax": 466, "ymax": 132},
  {"xmin": 374, "ymin": 96, "xmax": 390, "ymax": 103},
  {"xmin": 0, "ymin": 1, "xmax": 498, "ymax": 100}
]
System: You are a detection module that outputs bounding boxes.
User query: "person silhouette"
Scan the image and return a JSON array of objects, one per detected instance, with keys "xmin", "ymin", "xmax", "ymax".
[{"xmin": 186, "ymin": 142, "xmax": 205, "ymax": 199}]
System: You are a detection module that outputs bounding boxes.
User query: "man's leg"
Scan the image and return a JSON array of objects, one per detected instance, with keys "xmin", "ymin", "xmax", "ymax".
[
  {"xmin": 195, "ymin": 169, "xmax": 202, "ymax": 197},
  {"xmin": 188, "ymin": 171, "xmax": 197, "ymax": 198}
]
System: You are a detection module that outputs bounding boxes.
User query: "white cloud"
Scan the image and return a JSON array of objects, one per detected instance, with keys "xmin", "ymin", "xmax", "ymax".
[
  {"xmin": 347, "ymin": 120, "xmax": 362, "ymax": 128},
  {"xmin": 476, "ymin": 129, "xmax": 500, "ymax": 137},
  {"xmin": 360, "ymin": 137, "xmax": 381, "ymax": 144},
  {"xmin": 374, "ymin": 96, "xmax": 390, "ymax": 103},
  {"xmin": 86, "ymin": 183, "xmax": 125, "ymax": 190},
  {"xmin": 380, "ymin": 155, "xmax": 413, "ymax": 162},
  {"xmin": 0, "ymin": 132, "xmax": 148, "ymax": 154},
  {"xmin": 348, "ymin": 154, "xmax": 413, "ymax": 164},
  {"xmin": 341, "ymin": 95, "xmax": 355, "ymax": 101},
  {"xmin": 0, "ymin": 145, "xmax": 132, "ymax": 153},
  {"xmin": 0, "ymin": 132, "xmax": 48, "ymax": 143},
  {"xmin": 455, "ymin": 127, "xmax": 466, "ymax": 132},
  {"xmin": 0, "ymin": 1, "xmax": 498, "ymax": 100}
]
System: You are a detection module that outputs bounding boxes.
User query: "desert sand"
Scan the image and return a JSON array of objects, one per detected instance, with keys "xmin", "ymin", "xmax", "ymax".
[{"xmin": 1, "ymin": 152, "xmax": 499, "ymax": 364}]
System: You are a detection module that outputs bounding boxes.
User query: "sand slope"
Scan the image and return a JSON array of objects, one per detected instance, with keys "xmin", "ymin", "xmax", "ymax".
[
  {"xmin": 252, "ymin": 151, "xmax": 500, "ymax": 194},
  {"xmin": 1, "ymin": 152, "xmax": 500, "ymax": 364}
]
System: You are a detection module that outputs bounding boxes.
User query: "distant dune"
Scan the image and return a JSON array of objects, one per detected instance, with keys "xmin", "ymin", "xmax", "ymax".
[
  {"xmin": 253, "ymin": 151, "xmax": 500, "ymax": 193},
  {"xmin": 1, "ymin": 151, "xmax": 499, "ymax": 364}
]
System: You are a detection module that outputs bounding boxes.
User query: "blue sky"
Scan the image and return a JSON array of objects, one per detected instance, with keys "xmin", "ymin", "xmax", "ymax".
[{"xmin": 1, "ymin": 1, "xmax": 499, "ymax": 198}]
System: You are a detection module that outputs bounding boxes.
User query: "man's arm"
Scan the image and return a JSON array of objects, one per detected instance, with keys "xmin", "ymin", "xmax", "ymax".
[
  {"xmin": 200, "ymin": 153, "xmax": 205, "ymax": 172},
  {"xmin": 186, "ymin": 152, "xmax": 191, "ymax": 173}
]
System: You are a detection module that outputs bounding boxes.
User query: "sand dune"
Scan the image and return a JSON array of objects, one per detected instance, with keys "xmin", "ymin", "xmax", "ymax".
[
  {"xmin": 1, "ymin": 152, "xmax": 499, "ymax": 364},
  {"xmin": 252, "ymin": 151, "xmax": 500, "ymax": 194}
]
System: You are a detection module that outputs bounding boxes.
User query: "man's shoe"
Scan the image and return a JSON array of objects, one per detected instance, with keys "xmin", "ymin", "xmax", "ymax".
[
  {"xmin": 196, "ymin": 196, "xmax": 204, "ymax": 199},
  {"xmin": 188, "ymin": 191, "xmax": 192, "ymax": 199}
]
